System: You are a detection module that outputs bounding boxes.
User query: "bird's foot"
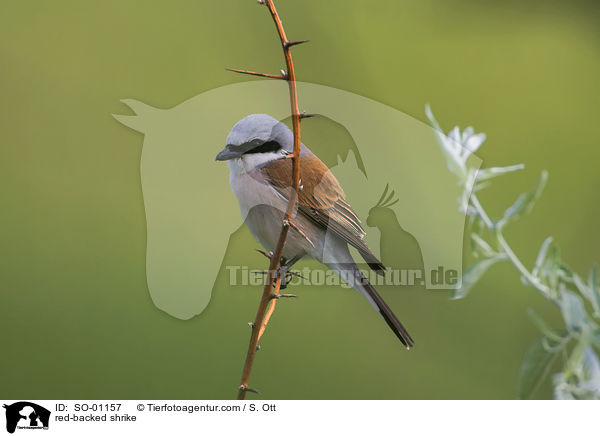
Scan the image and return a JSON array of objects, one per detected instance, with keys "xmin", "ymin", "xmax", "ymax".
[
  {"xmin": 277, "ymin": 267, "xmax": 305, "ymax": 289},
  {"xmin": 254, "ymin": 249, "xmax": 306, "ymax": 289}
]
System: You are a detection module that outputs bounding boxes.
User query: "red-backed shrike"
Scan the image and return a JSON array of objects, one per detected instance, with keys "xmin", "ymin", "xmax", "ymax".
[{"xmin": 216, "ymin": 114, "xmax": 413, "ymax": 348}]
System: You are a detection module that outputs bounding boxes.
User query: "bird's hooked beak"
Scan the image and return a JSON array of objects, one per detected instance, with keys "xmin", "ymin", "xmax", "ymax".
[{"xmin": 215, "ymin": 145, "xmax": 241, "ymax": 161}]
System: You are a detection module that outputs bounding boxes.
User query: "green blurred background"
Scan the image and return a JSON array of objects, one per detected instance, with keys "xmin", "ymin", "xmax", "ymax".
[{"xmin": 1, "ymin": 0, "xmax": 599, "ymax": 399}]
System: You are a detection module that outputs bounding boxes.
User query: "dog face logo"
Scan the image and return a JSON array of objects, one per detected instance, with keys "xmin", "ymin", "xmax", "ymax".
[{"xmin": 3, "ymin": 402, "xmax": 50, "ymax": 433}]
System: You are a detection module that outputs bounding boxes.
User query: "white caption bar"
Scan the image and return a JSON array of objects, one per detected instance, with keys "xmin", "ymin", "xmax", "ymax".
[{"xmin": 1, "ymin": 400, "xmax": 595, "ymax": 436}]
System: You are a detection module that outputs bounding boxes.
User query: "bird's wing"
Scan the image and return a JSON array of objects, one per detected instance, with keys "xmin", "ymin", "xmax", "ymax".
[{"xmin": 259, "ymin": 154, "xmax": 386, "ymax": 274}]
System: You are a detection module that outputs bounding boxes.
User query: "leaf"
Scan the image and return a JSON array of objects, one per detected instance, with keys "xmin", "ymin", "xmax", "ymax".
[
  {"xmin": 452, "ymin": 254, "xmax": 506, "ymax": 299},
  {"xmin": 468, "ymin": 213, "xmax": 485, "ymax": 237},
  {"xmin": 557, "ymin": 263, "xmax": 574, "ymax": 283},
  {"xmin": 517, "ymin": 337, "xmax": 561, "ymax": 399},
  {"xmin": 527, "ymin": 308, "xmax": 569, "ymax": 343},
  {"xmin": 571, "ymin": 271, "xmax": 600, "ymax": 319},
  {"xmin": 459, "ymin": 169, "xmax": 477, "ymax": 214},
  {"xmin": 473, "ymin": 181, "xmax": 492, "ymax": 192},
  {"xmin": 532, "ymin": 237, "xmax": 553, "ymax": 278},
  {"xmin": 544, "ymin": 246, "xmax": 561, "ymax": 292},
  {"xmin": 583, "ymin": 347, "xmax": 600, "ymax": 380},
  {"xmin": 553, "ymin": 373, "xmax": 575, "ymax": 400},
  {"xmin": 589, "ymin": 265, "xmax": 600, "ymax": 318},
  {"xmin": 498, "ymin": 171, "xmax": 548, "ymax": 228},
  {"xmin": 577, "ymin": 348, "xmax": 600, "ymax": 399},
  {"xmin": 459, "ymin": 130, "xmax": 486, "ymax": 161},
  {"xmin": 470, "ymin": 233, "xmax": 496, "ymax": 258},
  {"xmin": 573, "ymin": 272, "xmax": 589, "ymax": 296},
  {"xmin": 557, "ymin": 347, "xmax": 600, "ymax": 399},
  {"xmin": 558, "ymin": 289, "xmax": 587, "ymax": 333},
  {"xmin": 565, "ymin": 336, "xmax": 588, "ymax": 378},
  {"xmin": 425, "ymin": 104, "xmax": 468, "ymax": 181},
  {"xmin": 476, "ymin": 164, "xmax": 525, "ymax": 182},
  {"xmin": 592, "ymin": 327, "xmax": 600, "ymax": 347}
]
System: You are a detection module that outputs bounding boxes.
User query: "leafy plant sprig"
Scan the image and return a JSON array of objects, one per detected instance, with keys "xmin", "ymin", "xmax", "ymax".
[{"xmin": 426, "ymin": 105, "xmax": 600, "ymax": 399}]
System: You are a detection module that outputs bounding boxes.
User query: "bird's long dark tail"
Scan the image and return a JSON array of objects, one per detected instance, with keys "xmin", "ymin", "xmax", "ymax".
[{"xmin": 330, "ymin": 260, "xmax": 414, "ymax": 349}]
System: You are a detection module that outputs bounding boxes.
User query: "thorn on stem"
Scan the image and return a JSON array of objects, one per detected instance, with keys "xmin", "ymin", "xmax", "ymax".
[
  {"xmin": 239, "ymin": 385, "xmax": 260, "ymax": 394},
  {"xmin": 299, "ymin": 111, "xmax": 314, "ymax": 120},
  {"xmin": 277, "ymin": 151, "xmax": 295, "ymax": 161},
  {"xmin": 226, "ymin": 68, "xmax": 284, "ymax": 80},
  {"xmin": 271, "ymin": 293, "xmax": 298, "ymax": 300},
  {"xmin": 284, "ymin": 39, "xmax": 310, "ymax": 49},
  {"xmin": 248, "ymin": 322, "xmax": 255, "ymax": 328},
  {"xmin": 255, "ymin": 249, "xmax": 273, "ymax": 259},
  {"xmin": 280, "ymin": 69, "xmax": 289, "ymax": 80}
]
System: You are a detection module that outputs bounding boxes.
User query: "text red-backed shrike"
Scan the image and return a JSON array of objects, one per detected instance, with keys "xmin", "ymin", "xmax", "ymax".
[{"xmin": 216, "ymin": 114, "xmax": 414, "ymax": 348}]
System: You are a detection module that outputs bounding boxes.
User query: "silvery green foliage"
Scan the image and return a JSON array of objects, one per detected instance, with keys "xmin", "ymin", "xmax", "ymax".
[{"xmin": 426, "ymin": 105, "xmax": 600, "ymax": 399}]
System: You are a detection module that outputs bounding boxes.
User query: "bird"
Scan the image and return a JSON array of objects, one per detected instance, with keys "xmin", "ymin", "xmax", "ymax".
[{"xmin": 216, "ymin": 114, "xmax": 414, "ymax": 348}]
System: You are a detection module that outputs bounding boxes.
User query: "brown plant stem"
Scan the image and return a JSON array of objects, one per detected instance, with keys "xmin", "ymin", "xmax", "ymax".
[{"xmin": 232, "ymin": 0, "xmax": 304, "ymax": 400}]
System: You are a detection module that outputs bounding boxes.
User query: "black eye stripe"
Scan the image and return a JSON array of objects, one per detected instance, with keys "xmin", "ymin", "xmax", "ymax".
[{"xmin": 243, "ymin": 140, "xmax": 282, "ymax": 154}]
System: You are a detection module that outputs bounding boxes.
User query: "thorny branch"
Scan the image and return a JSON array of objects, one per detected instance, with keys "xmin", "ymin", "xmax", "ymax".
[{"xmin": 228, "ymin": 0, "xmax": 306, "ymax": 400}]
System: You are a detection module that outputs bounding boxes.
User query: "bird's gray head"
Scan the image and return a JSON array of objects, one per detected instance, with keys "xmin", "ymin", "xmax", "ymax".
[{"xmin": 215, "ymin": 114, "xmax": 294, "ymax": 161}]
